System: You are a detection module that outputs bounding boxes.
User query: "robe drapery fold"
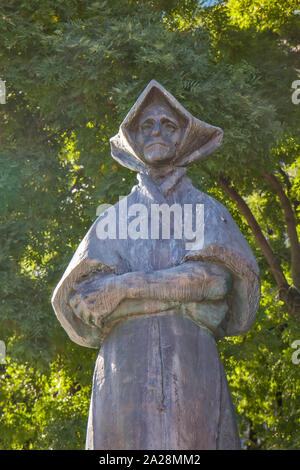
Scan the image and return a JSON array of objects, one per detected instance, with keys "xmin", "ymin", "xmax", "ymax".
[{"xmin": 85, "ymin": 314, "xmax": 241, "ymax": 450}]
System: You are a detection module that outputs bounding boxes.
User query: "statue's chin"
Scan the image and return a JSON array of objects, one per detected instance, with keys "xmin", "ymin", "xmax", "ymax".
[{"xmin": 143, "ymin": 148, "xmax": 174, "ymax": 167}]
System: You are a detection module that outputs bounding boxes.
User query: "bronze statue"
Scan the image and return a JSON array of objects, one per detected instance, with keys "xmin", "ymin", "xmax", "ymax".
[{"xmin": 52, "ymin": 80, "xmax": 260, "ymax": 450}]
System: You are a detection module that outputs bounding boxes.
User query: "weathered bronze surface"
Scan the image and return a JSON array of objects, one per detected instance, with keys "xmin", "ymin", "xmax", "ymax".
[{"xmin": 52, "ymin": 80, "xmax": 260, "ymax": 450}]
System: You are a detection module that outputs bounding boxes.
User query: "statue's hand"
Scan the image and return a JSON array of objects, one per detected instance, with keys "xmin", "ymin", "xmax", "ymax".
[
  {"xmin": 69, "ymin": 273, "xmax": 125, "ymax": 325},
  {"xmin": 182, "ymin": 300, "xmax": 229, "ymax": 335},
  {"xmin": 180, "ymin": 261, "xmax": 233, "ymax": 301}
]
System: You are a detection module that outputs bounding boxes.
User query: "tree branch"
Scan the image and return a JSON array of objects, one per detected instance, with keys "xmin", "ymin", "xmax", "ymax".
[
  {"xmin": 278, "ymin": 167, "xmax": 299, "ymax": 217},
  {"xmin": 261, "ymin": 170, "xmax": 300, "ymax": 292},
  {"xmin": 219, "ymin": 175, "xmax": 290, "ymax": 302},
  {"xmin": 278, "ymin": 167, "xmax": 292, "ymax": 191}
]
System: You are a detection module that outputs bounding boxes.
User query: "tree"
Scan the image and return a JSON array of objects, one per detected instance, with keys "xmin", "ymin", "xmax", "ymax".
[
  {"xmin": 195, "ymin": 0, "xmax": 300, "ymax": 448},
  {"xmin": 0, "ymin": 0, "xmax": 299, "ymax": 449},
  {"xmin": 192, "ymin": 0, "xmax": 300, "ymax": 311}
]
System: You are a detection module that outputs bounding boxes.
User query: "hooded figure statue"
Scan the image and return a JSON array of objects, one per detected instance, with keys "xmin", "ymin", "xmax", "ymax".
[{"xmin": 51, "ymin": 80, "xmax": 260, "ymax": 450}]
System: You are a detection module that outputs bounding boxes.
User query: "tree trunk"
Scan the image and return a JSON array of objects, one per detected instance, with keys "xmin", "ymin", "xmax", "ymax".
[
  {"xmin": 218, "ymin": 176, "xmax": 299, "ymax": 314},
  {"xmin": 261, "ymin": 170, "xmax": 300, "ymax": 292}
]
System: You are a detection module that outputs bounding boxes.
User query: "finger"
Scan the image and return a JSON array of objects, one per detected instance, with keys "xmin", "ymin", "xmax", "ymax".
[
  {"xmin": 205, "ymin": 274, "xmax": 232, "ymax": 300},
  {"xmin": 183, "ymin": 300, "xmax": 229, "ymax": 332}
]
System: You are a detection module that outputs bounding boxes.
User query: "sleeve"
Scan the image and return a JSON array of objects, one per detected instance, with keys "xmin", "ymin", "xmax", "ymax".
[
  {"xmin": 51, "ymin": 210, "xmax": 128, "ymax": 348},
  {"xmin": 182, "ymin": 195, "xmax": 261, "ymax": 339}
]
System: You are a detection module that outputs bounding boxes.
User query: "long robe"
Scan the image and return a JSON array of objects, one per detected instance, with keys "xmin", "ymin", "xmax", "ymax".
[{"xmin": 52, "ymin": 170, "xmax": 260, "ymax": 450}]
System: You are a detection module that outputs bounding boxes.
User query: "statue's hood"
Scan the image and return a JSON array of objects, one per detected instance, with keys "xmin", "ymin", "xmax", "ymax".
[{"xmin": 110, "ymin": 80, "xmax": 223, "ymax": 174}]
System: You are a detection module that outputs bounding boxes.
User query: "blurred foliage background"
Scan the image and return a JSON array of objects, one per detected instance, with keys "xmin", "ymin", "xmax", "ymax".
[{"xmin": 0, "ymin": 0, "xmax": 299, "ymax": 449}]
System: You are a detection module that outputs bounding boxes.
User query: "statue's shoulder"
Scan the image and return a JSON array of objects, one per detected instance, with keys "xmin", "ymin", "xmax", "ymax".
[{"xmin": 187, "ymin": 181, "xmax": 231, "ymax": 218}]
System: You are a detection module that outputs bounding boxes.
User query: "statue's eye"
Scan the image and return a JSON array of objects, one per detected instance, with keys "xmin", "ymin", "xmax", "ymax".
[
  {"xmin": 163, "ymin": 121, "xmax": 177, "ymax": 133},
  {"xmin": 141, "ymin": 121, "xmax": 153, "ymax": 132}
]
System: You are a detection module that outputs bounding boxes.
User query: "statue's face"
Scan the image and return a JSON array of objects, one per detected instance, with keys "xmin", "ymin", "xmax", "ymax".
[{"xmin": 136, "ymin": 103, "xmax": 182, "ymax": 166}]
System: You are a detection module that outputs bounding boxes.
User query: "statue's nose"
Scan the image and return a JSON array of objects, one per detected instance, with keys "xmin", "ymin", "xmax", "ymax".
[{"xmin": 151, "ymin": 121, "xmax": 161, "ymax": 137}]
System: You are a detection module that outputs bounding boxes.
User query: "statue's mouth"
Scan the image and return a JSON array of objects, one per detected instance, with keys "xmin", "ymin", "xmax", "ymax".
[{"xmin": 145, "ymin": 141, "xmax": 168, "ymax": 150}]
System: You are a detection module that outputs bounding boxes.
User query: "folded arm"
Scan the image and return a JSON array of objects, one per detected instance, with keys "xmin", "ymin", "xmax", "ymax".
[{"xmin": 69, "ymin": 261, "xmax": 232, "ymax": 328}]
